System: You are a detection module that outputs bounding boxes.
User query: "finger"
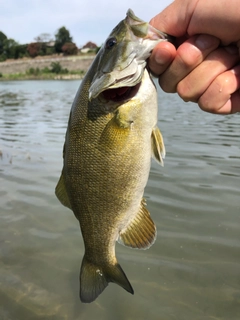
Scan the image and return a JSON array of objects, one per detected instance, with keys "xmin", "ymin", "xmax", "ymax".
[
  {"xmin": 159, "ymin": 34, "xmax": 220, "ymax": 93},
  {"xmin": 177, "ymin": 46, "xmax": 240, "ymax": 102},
  {"xmin": 188, "ymin": 0, "xmax": 240, "ymax": 44},
  {"xmin": 149, "ymin": 0, "xmax": 198, "ymax": 37},
  {"xmin": 198, "ymin": 65, "xmax": 240, "ymax": 114},
  {"xmin": 148, "ymin": 41, "xmax": 176, "ymax": 76},
  {"xmin": 229, "ymin": 90, "xmax": 240, "ymax": 114}
]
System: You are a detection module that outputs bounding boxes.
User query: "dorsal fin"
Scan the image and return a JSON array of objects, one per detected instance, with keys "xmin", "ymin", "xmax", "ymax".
[{"xmin": 118, "ymin": 199, "xmax": 157, "ymax": 249}]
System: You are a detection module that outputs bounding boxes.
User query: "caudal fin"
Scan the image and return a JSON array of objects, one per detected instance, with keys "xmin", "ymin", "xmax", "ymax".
[{"xmin": 79, "ymin": 255, "xmax": 134, "ymax": 303}]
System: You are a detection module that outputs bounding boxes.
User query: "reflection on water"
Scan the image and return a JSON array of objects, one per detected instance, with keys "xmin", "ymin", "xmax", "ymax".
[{"xmin": 0, "ymin": 80, "xmax": 240, "ymax": 320}]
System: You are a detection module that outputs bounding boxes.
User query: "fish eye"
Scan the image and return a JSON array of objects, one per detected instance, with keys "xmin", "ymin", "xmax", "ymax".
[{"xmin": 105, "ymin": 37, "xmax": 117, "ymax": 49}]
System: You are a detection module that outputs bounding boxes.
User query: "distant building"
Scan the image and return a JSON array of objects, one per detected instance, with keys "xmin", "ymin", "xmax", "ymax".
[
  {"xmin": 80, "ymin": 41, "xmax": 97, "ymax": 53},
  {"xmin": 82, "ymin": 41, "xmax": 97, "ymax": 49},
  {"xmin": 46, "ymin": 41, "xmax": 55, "ymax": 47}
]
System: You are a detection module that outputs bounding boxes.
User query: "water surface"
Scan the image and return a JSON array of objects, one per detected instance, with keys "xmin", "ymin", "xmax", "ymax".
[{"xmin": 0, "ymin": 80, "xmax": 240, "ymax": 320}]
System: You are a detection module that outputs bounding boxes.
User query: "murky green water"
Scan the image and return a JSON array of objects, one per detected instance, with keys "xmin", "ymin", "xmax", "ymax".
[{"xmin": 0, "ymin": 80, "xmax": 240, "ymax": 320}]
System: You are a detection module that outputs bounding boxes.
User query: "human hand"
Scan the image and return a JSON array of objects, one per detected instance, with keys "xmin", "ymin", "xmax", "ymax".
[{"xmin": 149, "ymin": 0, "xmax": 240, "ymax": 114}]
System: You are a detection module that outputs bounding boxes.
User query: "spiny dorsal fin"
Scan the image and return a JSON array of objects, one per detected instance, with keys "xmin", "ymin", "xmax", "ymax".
[
  {"xmin": 151, "ymin": 126, "xmax": 166, "ymax": 166},
  {"xmin": 55, "ymin": 173, "xmax": 72, "ymax": 210},
  {"xmin": 118, "ymin": 199, "xmax": 157, "ymax": 249}
]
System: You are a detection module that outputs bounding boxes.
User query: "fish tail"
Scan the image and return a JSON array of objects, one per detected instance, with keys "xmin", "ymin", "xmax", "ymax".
[{"xmin": 79, "ymin": 255, "xmax": 134, "ymax": 303}]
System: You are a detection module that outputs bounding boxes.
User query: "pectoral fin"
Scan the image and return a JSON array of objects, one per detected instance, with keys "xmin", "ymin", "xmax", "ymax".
[
  {"xmin": 151, "ymin": 126, "xmax": 165, "ymax": 166},
  {"xmin": 55, "ymin": 173, "xmax": 72, "ymax": 210},
  {"xmin": 118, "ymin": 199, "xmax": 156, "ymax": 249},
  {"xmin": 98, "ymin": 114, "xmax": 131, "ymax": 153}
]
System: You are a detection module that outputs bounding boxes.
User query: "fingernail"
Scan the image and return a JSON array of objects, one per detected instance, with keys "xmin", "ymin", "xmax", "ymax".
[
  {"xmin": 155, "ymin": 51, "xmax": 166, "ymax": 65},
  {"xmin": 195, "ymin": 34, "xmax": 218, "ymax": 50},
  {"xmin": 154, "ymin": 48, "xmax": 171, "ymax": 65},
  {"xmin": 231, "ymin": 64, "xmax": 240, "ymax": 75}
]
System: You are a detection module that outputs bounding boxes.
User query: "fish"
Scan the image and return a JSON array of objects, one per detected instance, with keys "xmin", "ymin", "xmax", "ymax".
[{"xmin": 55, "ymin": 9, "xmax": 169, "ymax": 303}]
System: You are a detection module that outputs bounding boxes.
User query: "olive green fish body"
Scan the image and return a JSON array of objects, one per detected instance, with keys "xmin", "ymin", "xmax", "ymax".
[{"xmin": 56, "ymin": 9, "xmax": 168, "ymax": 303}]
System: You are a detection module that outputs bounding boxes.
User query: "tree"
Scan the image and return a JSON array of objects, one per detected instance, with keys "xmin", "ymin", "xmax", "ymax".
[
  {"xmin": 0, "ymin": 31, "xmax": 7, "ymax": 55},
  {"xmin": 27, "ymin": 42, "xmax": 42, "ymax": 58},
  {"xmin": 50, "ymin": 62, "xmax": 68, "ymax": 74},
  {"xmin": 62, "ymin": 42, "xmax": 78, "ymax": 55},
  {"xmin": 34, "ymin": 33, "xmax": 52, "ymax": 43},
  {"xmin": 3, "ymin": 38, "xmax": 19, "ymax": 59},
  {"xmin": 0, "ymin": 33, "xmax": 27, "ymax": 60},
  {"xmin": 54, "ymin": 27, "xmax": 72, "ymax": 53},
  {"xmin": 15, "ymin": 44, "xmax": 28, "ymax": 59}
]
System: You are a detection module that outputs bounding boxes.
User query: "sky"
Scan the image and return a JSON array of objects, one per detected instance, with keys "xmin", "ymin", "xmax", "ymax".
[{"xmin": 1, "ymin": 0, "xmax": 173, "ymax": 48}]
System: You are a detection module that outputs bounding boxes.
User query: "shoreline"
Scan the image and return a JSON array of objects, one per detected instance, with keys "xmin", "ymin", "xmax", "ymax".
[
  {"xmin": 0, "ymin": 54, "xmax": 95, "ymax": 80},
  {"xmin": 0, "ymin": 73, "xmax": 85, "ymax": 81}
]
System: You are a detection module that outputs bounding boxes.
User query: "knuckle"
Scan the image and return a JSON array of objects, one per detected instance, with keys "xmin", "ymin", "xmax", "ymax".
[
  {"xmin": 177, "ymin": 81, "xmax": 190, "ymax": 101},
  {"xmin": 198, "ymin": 96, "xmax": 220, "ymax": 114},
  {"xmin": 176, "ymin": 44, "xmax": 203, "ymax": 68},
  {"xmin": 177, "ymin": 80, "xmax": 198, "ymax": 102},
  {"xmin": 159, "ymin": 77, "xmax": 176, "ymax": 93}
]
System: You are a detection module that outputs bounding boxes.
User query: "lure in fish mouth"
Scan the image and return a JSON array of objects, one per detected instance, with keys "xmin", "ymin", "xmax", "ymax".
[{"xmin": 88, "ymin": 9, "xmax": 169, "ymax": 102}]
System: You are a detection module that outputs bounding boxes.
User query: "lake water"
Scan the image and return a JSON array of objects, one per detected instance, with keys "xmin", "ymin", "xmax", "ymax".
[{"xmin": 0, "ymin": 80, "xmax": 240, "ymax": 320}]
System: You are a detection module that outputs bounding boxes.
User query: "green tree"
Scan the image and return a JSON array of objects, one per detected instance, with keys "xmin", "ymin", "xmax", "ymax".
[
  {"xmin": 3, "ymin": 38, "xmax": 19, "ymax": 59},
  {"xmin": 50, "ymin": 62, "xmax": 62, "ymax": 73},
  {"xmin": 50, "ymin": 62, "xmax": 68, "ymax": 74},
  {"xmin": 15, "ymin": 44, "xmax": 28, "ymax": 59},
  {"xmin": 0, "ymin": 31, "xmax": 7, "ymax": 55},
  {"xmin": 54, "ymin": 27, "xmax": 72, "ymax": 53}
]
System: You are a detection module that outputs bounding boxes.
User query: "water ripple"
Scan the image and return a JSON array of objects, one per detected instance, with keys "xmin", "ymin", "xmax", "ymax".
[{"xmin": 0, "ymin": 81, "xmax": 239, "ymax": 320}]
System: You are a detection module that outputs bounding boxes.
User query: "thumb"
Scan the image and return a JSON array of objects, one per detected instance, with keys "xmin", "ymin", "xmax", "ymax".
[{"xmin": 149, "ymin": 0, "xmax": 197, "ymax": 37}]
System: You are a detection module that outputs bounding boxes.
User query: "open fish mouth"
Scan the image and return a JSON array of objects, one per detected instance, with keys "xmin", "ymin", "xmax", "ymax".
[
  {"xmin": 88, "ymin": 9, "xmax": 170, "ymax": 102},
  {"xmin": 101, "ymin": 82, "xmax": 141, "ymax": 102}
]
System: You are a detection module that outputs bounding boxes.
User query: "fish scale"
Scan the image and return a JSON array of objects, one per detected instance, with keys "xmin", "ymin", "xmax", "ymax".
[{"xmin": 55, "ymin": 9, "xmax": 169, "ymax": 303}]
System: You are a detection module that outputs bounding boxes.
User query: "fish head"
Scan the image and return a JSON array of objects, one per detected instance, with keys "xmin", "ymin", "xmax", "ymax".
[{"xmin": 89, "ymin": 9, "xmax": 170, "ymax": 102}]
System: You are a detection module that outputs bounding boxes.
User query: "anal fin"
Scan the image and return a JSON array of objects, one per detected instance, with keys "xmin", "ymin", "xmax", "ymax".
[
  {"xmin": 118, "ymin": 199, "xmax": 157, "ymax": 250},
  {"xmin": 151, "ymin": 126, "xmax": 166, "ymax": 166}
]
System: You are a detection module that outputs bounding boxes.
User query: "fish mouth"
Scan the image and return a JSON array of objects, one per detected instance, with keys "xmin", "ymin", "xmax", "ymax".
[{"xmin": 101, "ymin": 82, "xmax": 141, "ymax": 102}]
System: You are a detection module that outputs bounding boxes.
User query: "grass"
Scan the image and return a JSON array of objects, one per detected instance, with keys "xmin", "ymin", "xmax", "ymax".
[
  {"xmin": 0, "ymin": 71, "xmax": 86, "ymax": 81},
  {"xmin": 0, "ymin": 62, "xmax": 86, "ymax": 81}
]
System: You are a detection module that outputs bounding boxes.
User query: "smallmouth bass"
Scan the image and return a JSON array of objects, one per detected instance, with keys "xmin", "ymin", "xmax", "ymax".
[{"xmin": 56, "ymin": 9, "xmax": 169, "ymax": 303}]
